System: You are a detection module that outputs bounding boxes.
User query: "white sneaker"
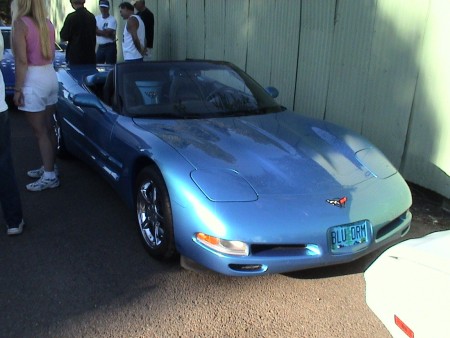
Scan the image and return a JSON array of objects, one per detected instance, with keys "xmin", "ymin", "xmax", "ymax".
[
  {"xmin": 27, "ymin": 165, "xmax": 59, "ymax": 178},
  {"xmin": 7, "ymin": 219, "xmax": 25, "ymax": 236},
  {"xmin": 26, "ymin": 176, "xmax": 60, "ymax": 192}
]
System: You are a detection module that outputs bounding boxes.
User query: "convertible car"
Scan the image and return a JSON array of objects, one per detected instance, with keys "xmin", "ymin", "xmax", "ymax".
[
  {"xmin": 55, "ymin": 60, "xmax": 412, "ymax": 276},
  {"xmin": 0, "ymin": 26, "xmax": 66, "ymax": 96}
]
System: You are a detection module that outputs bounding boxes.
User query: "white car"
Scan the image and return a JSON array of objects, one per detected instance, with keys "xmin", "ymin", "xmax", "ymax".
[{"xmin": 365, "ymin": 230, "xmax": 450, "ymax": 338}]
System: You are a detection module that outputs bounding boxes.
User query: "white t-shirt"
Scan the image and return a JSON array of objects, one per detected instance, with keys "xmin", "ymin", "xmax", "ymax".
[
  {"xmin": 0, "ymin": 33, "xmax": 9, "ymax": 113},
  {"xmin": 95, "ymin": 14, "xmax": 117, "ymax": 45},
  {"xmin": 122, "ymin": 15, "xmax": 145, "ymax": 60}
]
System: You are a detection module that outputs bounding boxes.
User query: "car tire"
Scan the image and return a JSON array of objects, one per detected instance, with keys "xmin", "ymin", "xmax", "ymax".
[{"xmin": 136, "ymin": 166, "xmax": 177, "ymax": 260}]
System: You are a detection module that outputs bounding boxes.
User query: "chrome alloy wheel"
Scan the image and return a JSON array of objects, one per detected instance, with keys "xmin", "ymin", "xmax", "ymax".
[
  {"xmin": 136, "ymin": 166, "xmax": 176, "ymax": 259},
  {"xmin": 137, "ymin": 180, "xmax": 165, "ymax": 249}
]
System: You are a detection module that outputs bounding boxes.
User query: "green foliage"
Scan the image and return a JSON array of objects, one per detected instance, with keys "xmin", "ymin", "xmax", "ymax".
[{"xmin": 0, "ymin": 0, "xmax": 10, "ymax": 25}]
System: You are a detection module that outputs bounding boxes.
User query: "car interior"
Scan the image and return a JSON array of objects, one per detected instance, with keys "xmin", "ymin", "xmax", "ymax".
[
  {"xmin": 85, "ymin": 67, "xmax": 205, "ymax": 110},
  {"xmin": 82, "ymin": 62, "xmax": 267, "ymax": 117}
]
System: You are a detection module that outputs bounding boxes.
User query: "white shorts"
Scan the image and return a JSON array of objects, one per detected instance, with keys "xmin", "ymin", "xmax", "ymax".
[{"xmin": 20, "ymin": 64, "xmax": 58, "ymax": 112}]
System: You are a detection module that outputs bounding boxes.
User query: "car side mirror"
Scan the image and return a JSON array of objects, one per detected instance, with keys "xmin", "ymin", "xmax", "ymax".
[
  {"xmin": 265, "ymin": 86, "xmax": 279, "ymax": 98},
  {"xmin": 73, "ymin": 93, "xmax": 107, "ymax": 114}
]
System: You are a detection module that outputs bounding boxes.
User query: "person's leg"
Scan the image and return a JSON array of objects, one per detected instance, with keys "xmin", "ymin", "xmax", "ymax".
[
  {"xmin": 96, "ymin": 46, "xmax": 106, "ymax": 64},
  {"xmin": 105, "ymin": 44, "xmax": 117, "ymax": 64},
  {"xmin": 25, "ymin": 107, "xmax": 56, "ymax": 173},
  {"xmin": 22, "ymin": 65, "xmax": 59, "ymax": 191},
  {"xmin": 26, "ymin": 106, "xmax": 58, "ymax": 178},
  {"xmin": 0, "ymin": 111, "xmax": 24, "ymax": 233},
  {"xmin": 25, "ymin": 106, "xmax": 59, "ymax": 191}
]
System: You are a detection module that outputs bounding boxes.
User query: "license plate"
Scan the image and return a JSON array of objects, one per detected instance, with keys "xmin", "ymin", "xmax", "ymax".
[{"xmin": 328, "ymin": 220, "xmax": 371, "ymax": 254}]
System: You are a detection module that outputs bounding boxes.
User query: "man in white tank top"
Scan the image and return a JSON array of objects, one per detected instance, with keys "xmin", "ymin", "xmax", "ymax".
[{"xmin": 119, "ymin": 2, "xmax": 146, "ymax": 62}]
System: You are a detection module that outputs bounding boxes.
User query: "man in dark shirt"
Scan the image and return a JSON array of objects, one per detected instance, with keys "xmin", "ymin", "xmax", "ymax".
[
  {"xmin": 131, "ymin": 0, "xmax": 154, "ymax": 60},
  {"xmin": 60, "ymin": 0, "xmax": 97, "ymax": 65}
]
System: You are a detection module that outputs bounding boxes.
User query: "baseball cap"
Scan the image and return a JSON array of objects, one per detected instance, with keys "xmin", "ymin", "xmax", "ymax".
[
  {"xmin": 99, "ymin": 0, "xmax": 110, "ymax": 8},
  {"xmin": 130, "ymin": 0, "xmax": 141, "ymax": 5}
]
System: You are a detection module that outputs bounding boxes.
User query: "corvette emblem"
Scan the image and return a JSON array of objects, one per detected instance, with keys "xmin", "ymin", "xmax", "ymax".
[{"xmin": 326, "ymin": 197, "xmax": 348, "ymax": 208}]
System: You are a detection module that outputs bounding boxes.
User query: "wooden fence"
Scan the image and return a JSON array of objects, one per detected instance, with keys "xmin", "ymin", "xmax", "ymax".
[{"xmin": 51, "ymin": 0, "xmax": 450, "ymax": 198}]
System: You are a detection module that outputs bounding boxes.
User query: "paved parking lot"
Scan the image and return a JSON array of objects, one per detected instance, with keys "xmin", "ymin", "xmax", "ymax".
[{"xmin": 1, "ymin": 109, "xmax": 447, "ymax": 337}]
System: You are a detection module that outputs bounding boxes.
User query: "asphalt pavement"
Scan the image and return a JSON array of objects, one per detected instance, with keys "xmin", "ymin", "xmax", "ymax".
[{"xmin": 0, "ymin": 109, "xmax": 401, "ymax": 337}]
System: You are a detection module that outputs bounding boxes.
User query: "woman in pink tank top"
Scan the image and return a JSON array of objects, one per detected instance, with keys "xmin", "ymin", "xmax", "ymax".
[{"xmin": 12, "ymin": 0, "xmax": 60, "ymax": 192}]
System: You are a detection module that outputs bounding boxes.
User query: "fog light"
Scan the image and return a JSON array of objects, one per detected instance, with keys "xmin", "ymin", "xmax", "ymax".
[{"xmin": 196, "ymin": 233, "xmax": 249, "ymax": 256}]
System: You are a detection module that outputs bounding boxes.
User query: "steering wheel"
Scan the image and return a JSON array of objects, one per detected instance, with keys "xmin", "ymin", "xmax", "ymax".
[{"xmin": 206, "ymin": 87, "xmax": 225, "ymax": 102}]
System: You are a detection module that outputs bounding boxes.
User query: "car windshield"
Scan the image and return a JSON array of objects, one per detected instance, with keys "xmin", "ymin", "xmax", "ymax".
[{"xmin": 116, "ymin": 61, "xmax": 283, "ymax": 118}]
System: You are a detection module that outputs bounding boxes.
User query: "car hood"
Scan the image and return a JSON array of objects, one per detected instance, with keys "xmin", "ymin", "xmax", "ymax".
[
  {"xmin": 133, "ymin": 111, "xmax": 389, "ymax": 197},
  {"xmin": 374, "ymin": 230, "xmax": 450, "ymax": 276},
  {"xmin": 364, "ymin": 230, "xmax": 450, "ymax": 338}
]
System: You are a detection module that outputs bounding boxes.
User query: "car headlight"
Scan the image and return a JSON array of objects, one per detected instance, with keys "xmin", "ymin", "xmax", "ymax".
[
  {"xmin": 196, "ymin": 233, "xmax": 249, "ymax": 256},
  {"xmin": 191, "ymin": 169, "xmax": 257, "ymax": 202}
]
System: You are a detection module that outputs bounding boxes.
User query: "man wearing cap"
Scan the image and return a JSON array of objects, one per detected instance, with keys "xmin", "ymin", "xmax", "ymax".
[
  {"xmin": 131, "ymin": 0, "xmax": 154, "ymax": 60},
  {"xmin": 119, "ymin": 2, "xmax": 145, "ymax": 62},
  {"xmin": 61, "ymin": 0, "xmax": 97, "ymax": 65},
  {"xmin": 96, "ymin": 0, "xmax": 117, "ymax": 64}
]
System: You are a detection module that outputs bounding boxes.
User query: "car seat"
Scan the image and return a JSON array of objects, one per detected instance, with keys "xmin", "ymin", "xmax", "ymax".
[
  {"xmin": 103, "ymin": 70, "xmax": 115, "ymax": 106},
  {"xmin": 169, "ymin": 73, "xmax": 202, "ymax": 102}
]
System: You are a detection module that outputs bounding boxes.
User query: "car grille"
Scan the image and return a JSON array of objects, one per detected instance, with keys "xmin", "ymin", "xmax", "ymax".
[
  {"xmin": 250, "ymin": 244, "xmax": 320, "ymax": 257},
  {"xmin": 375, "ymin": 210, "xmax": 410, "ymax": 240}
]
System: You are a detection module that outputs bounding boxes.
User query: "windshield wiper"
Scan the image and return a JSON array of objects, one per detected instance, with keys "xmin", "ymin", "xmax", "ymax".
[{"xmin": 131, "ymin": 111, "xmax": 205, "ymax": 119}]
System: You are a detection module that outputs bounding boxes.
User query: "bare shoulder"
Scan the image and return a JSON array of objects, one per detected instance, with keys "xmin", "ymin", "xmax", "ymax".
[{"xmin": 127, "ymin": 16, "xmax": 139, "ymax": 30}]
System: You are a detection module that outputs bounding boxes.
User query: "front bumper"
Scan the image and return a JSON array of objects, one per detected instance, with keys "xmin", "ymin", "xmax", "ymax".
[
  {"xmin": 187, "ymin": 211, "xmax": 411, "ymax": 276},
  {"xmin": 173, "ymin": 173, "xmax": 412, "ymax": 276}
]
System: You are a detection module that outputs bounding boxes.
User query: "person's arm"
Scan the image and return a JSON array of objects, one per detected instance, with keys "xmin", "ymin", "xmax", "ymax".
[
  {"xmin": 127, "ymin": 16, "xmax": 143, "ymax": 56},
  {"xmin": 148, "ymin": 12, "xmax": 154, "ymax": 47},
  {"xmin": 97, "ymin": 27, "xmax": 116, "ymax": 39},
  {"xmin": 100, "ymin": 18, "xmax": 116, "ymax": 39},
  {"xmin": 12, "ymin": 18, "xmax": 28, "ymax": 107}
]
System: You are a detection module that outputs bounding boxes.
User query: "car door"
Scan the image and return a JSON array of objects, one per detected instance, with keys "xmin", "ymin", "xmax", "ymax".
[
  {"xmin": 81, "ymin": 67, "xmax": 123, "ymax": 183},
  {"xmin": 81, "ymin": 102, "xmax": 119, "ymax": 179},
  {"xmin": 58, "ymin": 66, "xmax": 120, "ymax": 181},
  {"xmin": 57, "ymin": 68, "xmax": 92, "ymax": 154}
]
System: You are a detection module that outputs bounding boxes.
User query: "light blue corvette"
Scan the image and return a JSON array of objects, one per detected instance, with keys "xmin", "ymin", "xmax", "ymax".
[{"xmin": 55, "ymin": 61, "xmax": 412, "ymax": 276}]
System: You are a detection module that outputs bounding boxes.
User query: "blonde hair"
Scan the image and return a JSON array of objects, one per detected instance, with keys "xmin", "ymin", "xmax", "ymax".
[{"xmin": 11, "ymin": 0, "xmax": 52, "ymax": 60}]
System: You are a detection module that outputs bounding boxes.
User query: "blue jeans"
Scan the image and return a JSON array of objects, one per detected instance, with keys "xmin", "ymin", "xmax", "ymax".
[
  {"xmin": 0, "ymin": 111, "xmax": 23, "ymax": 227},
  {"xmin": 96, "ymin": 43, "xmax": 117, "ymax": 64}
]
